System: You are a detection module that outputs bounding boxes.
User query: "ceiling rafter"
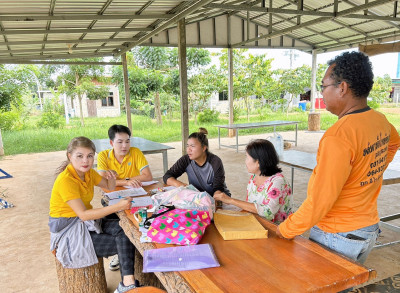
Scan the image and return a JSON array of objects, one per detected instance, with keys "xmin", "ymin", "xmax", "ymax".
[{"xmin": 233, "ymin": 0, "xmax": 395, "ymax": 47}]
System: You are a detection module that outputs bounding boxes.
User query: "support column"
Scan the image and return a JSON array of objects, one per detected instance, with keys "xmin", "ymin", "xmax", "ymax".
[
  {"xmin": 121, "ymin": 53, "xmax": 132, "ymax": 133},
  {"xmin": 228, "ymin": 16, "xmax": 236, "ymax": 137},
  {"xmin": 178, "ymin": 18, "xmax": 189, "ymax": 155},
  {"xmin": 308, "ymin": 49, "xmax": 320, "ymax": 131}
]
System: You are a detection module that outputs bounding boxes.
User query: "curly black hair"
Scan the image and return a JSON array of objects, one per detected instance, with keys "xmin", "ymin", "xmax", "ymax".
[{"xmin": 327, "ymin": 51, "xmax": 374, "ymax": 99}]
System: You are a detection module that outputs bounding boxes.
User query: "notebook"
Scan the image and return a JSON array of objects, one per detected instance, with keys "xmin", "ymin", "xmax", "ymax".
[
  {"xmin": 214, "ymin": 210, "xmax": 268, "ymax": 240},
  {"xmin": 143, "ymin": 244, "xmax": 220, "ymax": 272}
]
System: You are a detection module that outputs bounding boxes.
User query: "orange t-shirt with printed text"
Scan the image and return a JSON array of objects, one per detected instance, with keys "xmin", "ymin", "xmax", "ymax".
[{"xmin": 279, "ymin": 108, "xmax": 400, "ymax": 238}]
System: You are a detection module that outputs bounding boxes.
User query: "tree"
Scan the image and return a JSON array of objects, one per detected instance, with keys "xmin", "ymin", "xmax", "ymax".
[
  {"xmin": 0, "ymin": 65, "xmax": 32, "ymax": 111},
  {"xmin": 218, "ymin": 49, "xmax": 274, "ymax": 121},
  {"xmin": 56, "ymin": 58, "xmax": 109, "ymax": 127},
  {"xmin": 369, "ymin": 74, "xmax": 392, "ymax": 107},
  {"xmin": 188, "ymin": 65, "xmax": 224, "ymax": 123}
]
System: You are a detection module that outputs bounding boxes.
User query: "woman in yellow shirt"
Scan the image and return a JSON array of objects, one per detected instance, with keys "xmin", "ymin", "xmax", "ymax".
[{"xmin": 49, "ymin": 136, "xmax": 138, "ymax": 293}]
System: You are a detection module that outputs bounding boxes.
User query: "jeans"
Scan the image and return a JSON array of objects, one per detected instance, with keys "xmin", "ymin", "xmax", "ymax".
[{"xmin": 309, "ymin": 223, "xmax": 380, "ymax": 264}]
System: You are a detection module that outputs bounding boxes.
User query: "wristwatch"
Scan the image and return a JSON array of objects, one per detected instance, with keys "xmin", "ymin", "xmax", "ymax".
[{"xmin": 125, "ymin": 177, "xmax": 130, "ymax": 181}]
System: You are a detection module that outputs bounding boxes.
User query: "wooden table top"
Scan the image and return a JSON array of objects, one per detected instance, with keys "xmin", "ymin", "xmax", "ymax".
[{"xmin": 114, "ymin": 182, "xmax": 376, "ymax": 293}]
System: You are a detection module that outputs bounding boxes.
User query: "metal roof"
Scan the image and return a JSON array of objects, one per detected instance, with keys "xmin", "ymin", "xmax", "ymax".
[{"xmin": 0, "ymin": 0, "xmax": 399, "ymax": 63}]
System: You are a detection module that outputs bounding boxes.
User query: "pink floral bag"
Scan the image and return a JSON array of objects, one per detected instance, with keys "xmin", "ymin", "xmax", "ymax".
[{"xmin": 146, "ymin": 208, "xmax": 211, "ymax": 245}]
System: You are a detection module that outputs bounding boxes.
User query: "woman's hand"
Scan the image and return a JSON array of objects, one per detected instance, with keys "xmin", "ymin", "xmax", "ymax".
[
  {"xmin": 116, "ymin": 196, "xmax": 133, "ymax": 211},
  {"xmin": 214, "ymin": 191, "xmax": 231, "ymax": 203},
  {"xmin": 103, "ymin": 170, "xmax": 117, "ymax": 180}
]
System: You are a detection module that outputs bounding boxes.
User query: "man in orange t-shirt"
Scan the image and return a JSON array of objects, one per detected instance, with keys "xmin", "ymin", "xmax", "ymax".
[{"xmin": 277, "ymin": 51, "xmax": 400, "ymax": 264}]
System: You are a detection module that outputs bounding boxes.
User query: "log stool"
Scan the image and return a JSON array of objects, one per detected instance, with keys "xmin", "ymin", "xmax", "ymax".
[{"xmin": 54, "ymin": 257, "xmax": 107, "ymax": 293}]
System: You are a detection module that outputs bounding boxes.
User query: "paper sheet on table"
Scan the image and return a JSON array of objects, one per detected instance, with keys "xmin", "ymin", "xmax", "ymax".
[
  {"xmin": 143, "ymin": 244, "xmax": 220, "ymax": 273},
  {"xmin": 141, "ymin": 180, "xmax": 158, "ymax": 186},
  {"xmin": 109, "ymin": 196, "xmax": 153, "ymax": 207},
  {"xmin": 105, "ymin": 188, "xmax": 147, "ymax": 199}
]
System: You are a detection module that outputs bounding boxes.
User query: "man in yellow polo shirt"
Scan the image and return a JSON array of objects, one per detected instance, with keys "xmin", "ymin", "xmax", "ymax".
[
  {"xmin": 97, "ymin": 124, "xmax": 153, "ymax": 272},
  {"xmin": 97, "ymin": 124, "xmax": 153, "ymax": 188}
]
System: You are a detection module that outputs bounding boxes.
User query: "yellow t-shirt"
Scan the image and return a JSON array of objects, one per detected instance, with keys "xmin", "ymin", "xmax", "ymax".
[
  {"xmin": 49, "ymin": 164, "xmax": 103, "ymax": 218},
  {"xmin": 97, "ymin": 147, "xmax": 149, "ymax": 179},
  {"xmin": 279, "ymin": 108, "xmax": 400, "ymax": 238}
]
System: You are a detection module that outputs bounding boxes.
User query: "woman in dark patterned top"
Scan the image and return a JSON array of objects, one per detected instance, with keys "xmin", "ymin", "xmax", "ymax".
[{"xmin": 163, "ymin": 128, "xmax": 230, "ymax": 197}]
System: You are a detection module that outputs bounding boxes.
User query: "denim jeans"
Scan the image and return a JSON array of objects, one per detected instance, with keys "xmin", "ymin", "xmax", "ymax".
[{"xmin": 309, "ymin": 223, "xmax": 380, "ymax": 264}]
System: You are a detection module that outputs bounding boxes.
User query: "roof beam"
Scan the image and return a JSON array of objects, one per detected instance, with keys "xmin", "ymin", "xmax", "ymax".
[
  {"xmin": 0, "ymin": 52, "xmax": 114, "ymax": 62},
  {"xmin": 205, "ymin": 3, "xmax": 333, "ymax": 17},
  {"xmin": 233, "ymin": 0, "xmax": 395, "ymax": 47},
  {"xmin": 0, "ymin": 14, "xmax": 171, "ymax": 21},
  {"xmin": 0, "ymin": 45, "xmax": 117, "ymax": 55},
  {"xmin": 116, "ymin": 0, "xmax": 215, "ymax": 57},
  {"xmin": 0, "ymin": 27, "xmax": 152, "ymax": 35},
  {"xmin": 0, "ymin": 60, "xmax": 122, "ymax": 65},
  {"xmin": 317, "ymin": 29, "xmax": 400, "ymax": 51},
  {"xmin": 4, "ymin": 37, "xmax": 139, "ymax": 46}
]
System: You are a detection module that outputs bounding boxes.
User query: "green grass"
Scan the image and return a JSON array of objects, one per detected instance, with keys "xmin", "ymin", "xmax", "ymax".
[{"xmin": 1, "ymin": 108, "xmax": 399, "ymax": 156}]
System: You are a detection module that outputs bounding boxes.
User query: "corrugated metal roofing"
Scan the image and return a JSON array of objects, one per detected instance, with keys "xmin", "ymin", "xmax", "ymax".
[{"xmin": 0, "ymin": 0, "xmax": 399, "ymax": 63}]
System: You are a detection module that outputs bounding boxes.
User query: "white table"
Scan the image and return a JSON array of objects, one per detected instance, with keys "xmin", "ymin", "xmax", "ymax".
[
  {"xmin": 92, "ymin": 137, "xmax": 174, "ymax": 173},
  {"xmin": 214, "ymin": 121, "xmax": 299, "ymax": 152}
]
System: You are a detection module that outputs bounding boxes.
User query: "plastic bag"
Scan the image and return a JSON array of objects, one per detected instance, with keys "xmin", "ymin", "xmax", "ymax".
[
  {"xmin": 267, "ymin": 132, "xmax": 283, "ymax": 158},
  {"xmin": 151, "ymin": 185, "xmax": 215, "ymax": 218}
]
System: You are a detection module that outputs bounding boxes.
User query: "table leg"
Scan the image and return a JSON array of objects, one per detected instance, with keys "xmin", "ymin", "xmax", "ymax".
[
  {"xmin": 236, "ymin": 129, "xmax": 239, "ymax": 153},
  {"xmin": 162, "ymin": 150, "xmax": 168, "ymax": 174},
  {"xmin": 291, "ymin": 167, "xmax": 294, "ymax": 193},
  {"xmin": 218, "ymin": 127, "xmax": 221, "ymax": 149},
  {"xmin": 295, "ymin": 124, "xmax": 298, "ymax": 146}
]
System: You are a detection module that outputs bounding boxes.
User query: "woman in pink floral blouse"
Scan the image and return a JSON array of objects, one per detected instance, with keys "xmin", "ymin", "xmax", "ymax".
[{"xmin": 214, "ymin": 139, "xmax": 292, "ymax": 223}]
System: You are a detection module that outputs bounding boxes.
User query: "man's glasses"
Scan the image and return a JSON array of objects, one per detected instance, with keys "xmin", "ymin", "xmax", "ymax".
[{"xmin": 319, "ymin": 82, "xmax": 340, "ymax": 92}]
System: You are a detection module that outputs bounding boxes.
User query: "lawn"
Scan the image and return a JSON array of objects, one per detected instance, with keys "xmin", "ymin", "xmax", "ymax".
[{"xmin": 2, "ymin": 108, "xmax": 399, "ymax": 156}]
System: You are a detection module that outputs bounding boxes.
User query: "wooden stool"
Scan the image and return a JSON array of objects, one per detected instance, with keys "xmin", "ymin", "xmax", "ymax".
[
  {"xmin": 54, "ymin": 257, "xmax": 107, "ymax": 293},
  {"xmin": 127, "ymin": 286, "xmax": 167, "ymax": 293}
]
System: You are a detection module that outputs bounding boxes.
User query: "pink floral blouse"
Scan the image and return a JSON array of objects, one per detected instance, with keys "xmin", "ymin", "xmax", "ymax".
[{"xmin": 246, "ymin": 173, "xmax": 292, "ymax": 223}]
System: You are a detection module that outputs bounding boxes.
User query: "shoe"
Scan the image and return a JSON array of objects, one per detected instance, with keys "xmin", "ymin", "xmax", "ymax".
[
  {"xmin": 114, "ymin": 281, "xmax": 137, "ymax": 293},
  {"xmin": 109, "ymin": 255, "xmax": 120, "ymax": 271}
]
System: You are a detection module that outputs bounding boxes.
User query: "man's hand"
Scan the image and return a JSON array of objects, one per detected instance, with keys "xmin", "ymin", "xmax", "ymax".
[
  {"xmin": 125, "ymin": 178, "xmax": 142, "ymax": 188},
  {"xmin": 276, "ymin": 226, "xmax": 293, "ymax": 240}
]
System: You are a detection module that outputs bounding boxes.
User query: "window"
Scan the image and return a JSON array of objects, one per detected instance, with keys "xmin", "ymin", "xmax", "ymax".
[
  {"xmin": 219, "ymin": 91, "xmax": 228, "ymax": 101},
  {"xmin": 102, "ymin": 91, "xmax": 114, "ymax": 107}
]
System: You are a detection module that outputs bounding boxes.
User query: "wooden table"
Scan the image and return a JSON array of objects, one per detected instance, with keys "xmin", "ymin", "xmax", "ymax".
[
  {"xmin": 280, "ymin": 150, "xmax": 400, "ymax": 248},
  {"xmin": 214, "ymin": 121, "xmax": 299, "ymax": 152},
  {"xmin": 115, "ymin": 183, "xmax": 375, "ymax": 293},
  {"xmin": 92, "ymin": 137, "xmax": 174, "ymax": 173}
]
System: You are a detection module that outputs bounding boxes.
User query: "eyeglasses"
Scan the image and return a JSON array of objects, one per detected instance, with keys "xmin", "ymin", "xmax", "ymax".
[{"xmin": 319, "ymin": 82, "xmax": 340, "ymax": 92}]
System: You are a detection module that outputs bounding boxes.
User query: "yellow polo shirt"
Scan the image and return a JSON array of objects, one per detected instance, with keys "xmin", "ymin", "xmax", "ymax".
[
  {"xmin": 49, "ymin": 164, "xmax": 103, "ymax": 218},
  {"xmin": 97, "ymin": 147, "xmax": 149, "ymax": 179}
]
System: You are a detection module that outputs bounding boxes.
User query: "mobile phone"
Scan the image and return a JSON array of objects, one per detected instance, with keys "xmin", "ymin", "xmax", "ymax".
[{"xmin": 346, "ymin": 233, "xmax": 365, "ymax": 241}]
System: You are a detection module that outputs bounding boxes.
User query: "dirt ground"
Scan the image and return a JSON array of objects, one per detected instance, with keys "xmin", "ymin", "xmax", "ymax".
[{"xmin": 0, "ymin": 130, "xmax": 399, "ymax": 293}]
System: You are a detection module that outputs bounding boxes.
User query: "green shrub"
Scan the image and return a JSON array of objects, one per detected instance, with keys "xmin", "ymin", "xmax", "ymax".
[
  {"xmin": 197, "ymin": 109, "xmax": 219, "ymax": 123},
  {"xmin": 367, "ymin": 100, "xmax": 380, "ymax": 109},
  {"xmin": 0, "ymin": 111, "xmax": 19, "ymax": 130},
  {"xmin": 37, "ymin": 112, "xmax": 65, "ymax": 129}
]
